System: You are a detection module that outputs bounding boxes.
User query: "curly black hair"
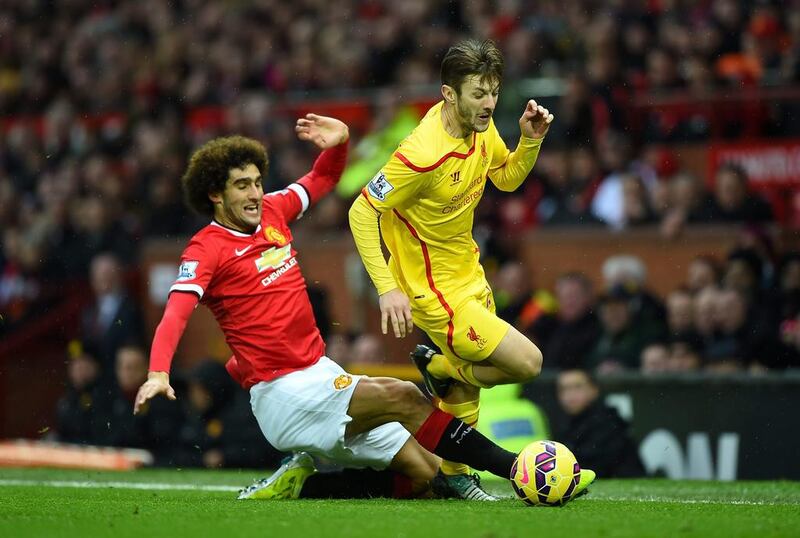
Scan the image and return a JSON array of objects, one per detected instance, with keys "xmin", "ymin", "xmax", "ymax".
[{"xmin": 181, "ymin": 136, "xmax": 268, "ymax": 216}]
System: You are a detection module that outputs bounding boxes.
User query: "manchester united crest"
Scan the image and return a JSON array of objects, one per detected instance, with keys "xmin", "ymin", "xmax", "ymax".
[
  {"xmin": 333, "ymin": 374, "xmax": 353, "ymax": 390},
  {"xmin": 264, "ymin": 225, "xmax": 287, "ymax": 245}
]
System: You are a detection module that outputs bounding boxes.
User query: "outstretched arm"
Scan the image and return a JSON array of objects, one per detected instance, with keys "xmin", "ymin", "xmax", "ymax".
[
  {"xmin": 267, "ymin": 115, "xmax": 350, "ymax": 221},
  {"xmin": 133, "ymin": 291, "xmax": 198, "ymax": 414},
  {"xmin": 295, "ymin": 113, "xmax": 350, "ymax": 204},
  {"xmin": 489, "ymin": 99, "xmax": 553, "ymax": 192}
]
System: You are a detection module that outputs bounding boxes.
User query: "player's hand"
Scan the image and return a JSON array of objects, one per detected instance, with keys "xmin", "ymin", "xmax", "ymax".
[
  {"xmin": 295, "ymin": 113, "xmax": 349, "ymax": 149},
  {"xmin": 379, "ymin": 288, "xmax": 414, "ymax": 338},
  {"xmin": 519, "ymin": 99, "xmax": 554, "ymax": 140},
  {"xmin": 133, "ymin": 371, "xmax": 176, "ymax": 415}
]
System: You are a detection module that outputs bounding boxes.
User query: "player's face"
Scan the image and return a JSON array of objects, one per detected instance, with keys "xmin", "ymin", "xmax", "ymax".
[
  {"xmin": 454, "ymin": 75, "xmax": 500, "ymax": 134},
  {"xmin": 210, "ymin": 163, "xmax": 263, "ymax": 233}
]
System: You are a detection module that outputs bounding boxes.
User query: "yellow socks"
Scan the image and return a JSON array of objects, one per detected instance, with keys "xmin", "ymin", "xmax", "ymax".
[
  {"xmin": 427, "ymin": 352, "xmax": 491, "ymax": 389},
  {"xmin": 437, "ymin": 398, "xmax": 480, "ymax": 476}
]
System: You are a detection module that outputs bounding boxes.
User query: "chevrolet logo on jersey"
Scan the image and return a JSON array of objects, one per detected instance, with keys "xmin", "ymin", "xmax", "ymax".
[{"xmin": 255, "ymin": 244, "xmax": 292, "ymax": 273}]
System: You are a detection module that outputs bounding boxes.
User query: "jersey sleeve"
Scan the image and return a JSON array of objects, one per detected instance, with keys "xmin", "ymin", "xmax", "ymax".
[
  {"xmin": 265, "ymin": 143, "xmax": 349, "ymax": 222},
  {"xmin": 262, "ymin": 184, "xmax": 309, "ymax": 224},
  {"xmin": 488, "ymin": 121, "xmax": 512, "ymax": 169},
  {"xmin": 486, "ymin": 120, "xmax": 543, "ymax": 192},
  {"xmin": 169, "ymin": 236, "xmax": 220, "ymax": 299},
  {"xmin": 361, "ymin": 151, "xmax": 432, "ymax": 213}
]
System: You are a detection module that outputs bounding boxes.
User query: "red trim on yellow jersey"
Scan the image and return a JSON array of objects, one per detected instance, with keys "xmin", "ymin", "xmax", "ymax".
[
  {"xmin": 391, "ymin": 209, "xmax": 458, "ymax": 358},
  {"xmin": 360, "ymin": 187, "xmax": 379, "ymax": 211},
  {"xmin": 394, "ymin": 133, "xmax": 477, "ymax": 173}
]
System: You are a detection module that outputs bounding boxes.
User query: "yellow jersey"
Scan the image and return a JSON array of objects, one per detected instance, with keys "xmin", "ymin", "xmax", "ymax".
[{"xmin": 355, "ymin": 101, "xmax": 543, "ymax": 314}]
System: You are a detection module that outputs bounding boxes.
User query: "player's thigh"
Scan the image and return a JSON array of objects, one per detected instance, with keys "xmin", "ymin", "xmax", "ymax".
[
  {"xmin": 486, "ymin": 325, "xmax": 543, "ymax": 380},
  {"xmin": 346, "ymin": 376, "xmax": 430, "ymax": 436},
  {"xmin": 449, "ymin": 297, "xmax": 511, "ymax": 362}
]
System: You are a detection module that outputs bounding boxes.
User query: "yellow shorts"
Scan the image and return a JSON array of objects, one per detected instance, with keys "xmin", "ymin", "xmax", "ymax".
[{"xmin": 413, "ymin": 285, "xmax": 511, "ymax": 367}]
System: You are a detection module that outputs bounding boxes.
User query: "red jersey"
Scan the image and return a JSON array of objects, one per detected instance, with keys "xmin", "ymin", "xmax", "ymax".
[{"xmin": 170, "ymin": 185, "xmax": 324, "ymax": 388}]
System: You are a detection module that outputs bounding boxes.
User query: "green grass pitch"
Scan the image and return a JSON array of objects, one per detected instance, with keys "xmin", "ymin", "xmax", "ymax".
[{"xmin": 1, "ymin": 468, "xmax": 798, "ymax": 538}]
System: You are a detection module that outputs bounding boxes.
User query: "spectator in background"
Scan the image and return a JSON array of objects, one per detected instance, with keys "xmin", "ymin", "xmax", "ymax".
[
  {"xmin": 640, "ymin": 342, "xmax": 671, "ymax": 375},
  {"xmin": 687, "ymin": 255, "xmax": 721, "ymax": 294},
  {"xmin": 55, "ymin": 341, "xmax": 109, "ymax": 445},
  {"xmin": 670, "ymin": 333, "xmax": 704, "ymax": 373},
  {"xmin": 778, "ymin": 253, "xmax": 800, "ymax": 321},
  {"xmin": 694, "ymin": 286, "xmax": 720, "ymax": 344},
  {"xmin": 80, "ymin": 253, "xmax": 144, "ymax": 386},
  {"xmin": 705, "ymin": 288, "xmax": 778, "ymax": 372},
  {"xmin": 590, "ymin": 131, "xmax": 636, "ymax": 229},
  {"xmin": 671, "ymin": 173, "xmax": 716, "ymax": 223},
  {"xmin": 602, "ymin": 255, "xmax": 667, "ymax": 339},
  {"xmin": 174, "ymin": 360, "xmax": 280, "ymax": 469},
  {"xmin": 589, "ymin": 286, "xmax": 655, "ymax": 374},
  {"xmin": 0, "ymin": 227, "xmax": 44, "ymax": 332},
  {"xmin": 557, "ymin": 369, "xmax": 644, "ymax": 478},
  {"xmin": 493, "ymin": 260, "xmax": 556, "ymax": 335},
  {"xmin": 722, "ymin": 247, "xmax": 781, "ymax": 332},
  {"xmin": 536, "ymin": 147, "xmax": 603, "ymax": 227},
  {"xmin": 666, "ymin": 288, "xmax": 695, "ymax": 336},
  {"xmin": 707, "ymin": 164, "xmax": 773, "ymax": 223},
  {"xmin": 530, "ymin": 272, "xmax": 601, "ymax": 371},
  {"xmin": 104, "ymin": 345, "xmax": 184, "ymax": 465},
  {"xmin": 620, "ymin": 173, "xmax": 657, "ymax": 228},
  {"xmin": 69, "ymin": 197, "xmax": 138, "ymax": 272},
  {"xmin": 658, "ymin": 172, "xmax": 717, "ymax": 236}
]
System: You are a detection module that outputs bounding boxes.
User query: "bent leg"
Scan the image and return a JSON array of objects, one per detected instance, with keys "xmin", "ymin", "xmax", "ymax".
[
  {"xmin": 474, "ymin": 326, "xmax": 543, "ymax": 384},
  {"xmin": 388, "ymin": 437, "xmax": 441, "ymax": 496},
  {"xmin": 346, "ymin": 377, "xmax": 433, "ymax": 436}
]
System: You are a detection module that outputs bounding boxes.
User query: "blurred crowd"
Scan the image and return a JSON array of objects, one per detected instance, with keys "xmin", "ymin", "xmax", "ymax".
[
  {"xmin": 3, "ymin": 0, "xmax": 800, "ymax": 331},
  {"xmin": 2, "ymin": 0, "xmax": 799, "ymax": 457},
  {"xmin": 487, "ymin": 241, "xmax": 800, "ymax": 375},
  {"xmin": 55, "ymin": 339, "xmax": 282, "ymax": 468}
]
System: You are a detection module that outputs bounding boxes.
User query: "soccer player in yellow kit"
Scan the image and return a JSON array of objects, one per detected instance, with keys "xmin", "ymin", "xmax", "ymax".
[{"xmin": 349, "ymin": 39, "xmax": 588, "ymax": 499}]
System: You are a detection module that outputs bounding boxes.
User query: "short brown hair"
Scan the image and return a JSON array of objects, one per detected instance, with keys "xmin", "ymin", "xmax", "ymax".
[
  {"xmin": 441, "ymin": 39, "xmax": 504, "ymax": 94},
  {"xmin": 181, "ymin": 136, "xmax": 268, "ymax": 216}
]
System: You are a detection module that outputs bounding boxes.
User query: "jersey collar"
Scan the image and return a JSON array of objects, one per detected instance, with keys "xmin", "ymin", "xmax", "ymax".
[{"xmin": 210, "ymin": 220, "xmax": 262, "ymax": 237}]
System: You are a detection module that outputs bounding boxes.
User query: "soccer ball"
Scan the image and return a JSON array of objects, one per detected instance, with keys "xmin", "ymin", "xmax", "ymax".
[{"xmin": 510, "ymin": 440, "xmax": 581, "ymax": 506}]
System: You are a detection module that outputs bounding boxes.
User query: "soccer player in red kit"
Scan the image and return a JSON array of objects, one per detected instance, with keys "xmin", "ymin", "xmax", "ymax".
[{"xmin": 133, "ymin": 114, "xmax": 564, "ymax": 501}]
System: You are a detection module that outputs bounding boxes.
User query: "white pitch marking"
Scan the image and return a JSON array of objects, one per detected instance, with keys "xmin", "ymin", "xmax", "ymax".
[
  {"xmin": 0, "ymin": 479, "xmax": 240, "ymax": 492},
  {"xmin": 0, "ymin": 480, "xmax": 797, "ymax": 506},
  {"xmin": 580, "ymin": 496, "xmax": 797, "ymax": 507}
]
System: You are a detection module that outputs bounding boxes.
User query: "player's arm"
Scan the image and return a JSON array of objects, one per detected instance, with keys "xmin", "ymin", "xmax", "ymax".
[
  {"xmin": 295, "ymin": 113, "xmax": 349, "ymax": 203},
  {"xmin": 134, "ymin": 241, "xmax": 218, "ymax": 415},
  {"xmin": 488, "ymin": 99, "xmax": 554, "ymax": 192},
  {"xmin": 348, "ymin": 153, "xmax": 430, "ymax": 338},
  {"xmin": 133, "ymin": 291, "xmax": 197, "ymax": 414},
  {"xmin": 266, "ymin": 114, "xmax": 350, "ymax": 221}
]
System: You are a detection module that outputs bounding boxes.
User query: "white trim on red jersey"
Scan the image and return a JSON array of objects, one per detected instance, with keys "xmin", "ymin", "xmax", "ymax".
[
  {"xmin": 169, "ymin": 283, "xmax": 205, "ymax": 298},
  {"xmin": 286, "ymin": 183, "xmax": 310, "ymax": 217},
  {"xmin": 209, "ymin": 220, "xmax": 262, "ymax": 237}
]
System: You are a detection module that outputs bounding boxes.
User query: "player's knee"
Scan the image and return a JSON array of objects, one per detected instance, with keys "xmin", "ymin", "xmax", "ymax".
[
  {"xmin": 517, "ymin": 344, "xmax": 543, "ymax": 381},
  {"xmin": 385, "ymin": 380, "xmax": 430, "ymax": 420}
]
